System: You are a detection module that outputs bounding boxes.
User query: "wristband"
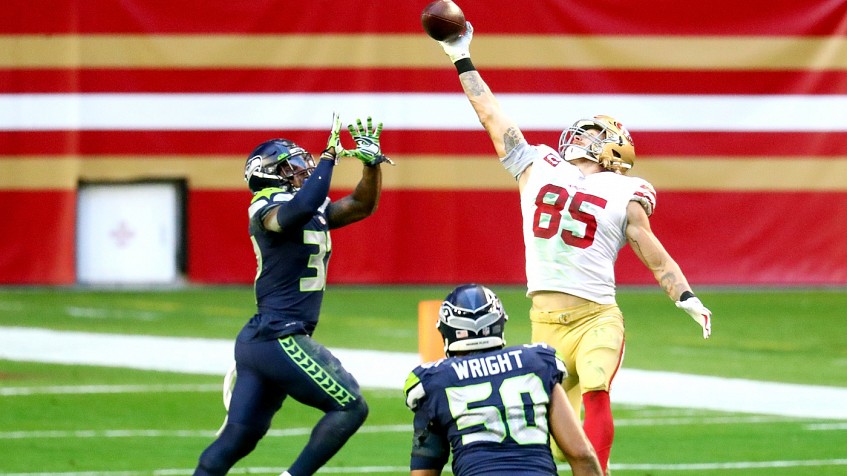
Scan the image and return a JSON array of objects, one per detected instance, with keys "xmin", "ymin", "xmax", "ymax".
[
  {"xmin": 454, "ymin": 58, "xmax": 476, "ymax": 74},
  {"xmin": 365, "ymin": 155, "xmax": 383, "ymax": 167},
  {"xmin": 679, "ymin": 291, "xmax": 696, "ymax": 301},
  {"xmin": 319, "ymin": 149, "xmax": 339, "ymax": 165}
]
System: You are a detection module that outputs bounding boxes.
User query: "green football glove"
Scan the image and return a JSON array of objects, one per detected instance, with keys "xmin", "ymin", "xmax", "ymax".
[
  {"xmin": 320, "ymin": 112, "xmax": 344, "ymax": 162},
  {"xmin": 343, "ymin": 116, "xmax": 395, "ymax": 166}
]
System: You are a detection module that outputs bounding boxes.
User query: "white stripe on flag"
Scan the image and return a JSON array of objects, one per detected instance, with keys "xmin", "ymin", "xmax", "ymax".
[{"xmin": 2, "ymin": 93, "xmax": 847, "ymax": 131}]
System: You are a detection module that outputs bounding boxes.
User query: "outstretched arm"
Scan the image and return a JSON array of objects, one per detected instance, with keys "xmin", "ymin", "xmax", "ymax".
[
  {"xmin": 626, "ymin": 201, "xmax": 712, "ymax": 338},
  {"xmin": 439, "ymin": 24, "xmax": 526, "ymax": 160},
  {"xmin": 326, "ymin": 116, "xmax": 389, "ymax": 229},
  {"xmin": 457, "ymin": 69, "xmax": 524, "ymax": 160},
  {"xmin": 625, "ymin": 201, "xmax": 692, "ymax": 299},
  {"xmin": 261, "ymin": 114, "xmax": 343, "ymax": 233},
  {"xmin": 261, "ymin": 157, "xmax": 336, "ymax": 233},
  {"xmin": 548, "ymin": 384, "xmax": 603, "ymax": 476}
]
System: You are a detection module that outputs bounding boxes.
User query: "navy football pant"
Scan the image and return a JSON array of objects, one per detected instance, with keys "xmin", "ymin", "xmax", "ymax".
[{"xmin": 194, "ymin": 334, "xmax": 368, "ymax": 476}]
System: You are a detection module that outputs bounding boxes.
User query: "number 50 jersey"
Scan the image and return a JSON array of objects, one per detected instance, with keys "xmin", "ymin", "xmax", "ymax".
[
  {"xmin": 404, "ymin": 343, "xmax": 566, "ymax": 476},
  {"xmin": 520, "ymin": 144, "xmax": 657, "ymax": 304}
]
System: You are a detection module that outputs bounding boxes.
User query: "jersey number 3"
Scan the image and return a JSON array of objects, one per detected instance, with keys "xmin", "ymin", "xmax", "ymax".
[
  {"xmin": 302, "ymin": 230, "xmax": 330, "ymax": 292},
  {"xmin": 532, "ymin": 184, "xmax": 607, "ymax": 249}
]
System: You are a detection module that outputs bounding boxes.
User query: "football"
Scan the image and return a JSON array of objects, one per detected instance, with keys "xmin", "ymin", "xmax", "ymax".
[{"xmin": 421, "ymin": 0, "xmax": 466, "ymax": 42}]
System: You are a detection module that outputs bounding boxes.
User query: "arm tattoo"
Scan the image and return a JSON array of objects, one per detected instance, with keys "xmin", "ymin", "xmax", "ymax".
[
  {"xmin": 631, "ymin": 233, "xmax": 679, "ymax": 298},
  {"xmin": 460, "ymin": 73, "xmax": 486, "ymax": 96},
  {"xmin": 503, "ymin": 127, "xmax": 521, "ymax": 154},
  {"xmin": 658, "ymin": 272, "xmax": 678, "ymax": 296}
]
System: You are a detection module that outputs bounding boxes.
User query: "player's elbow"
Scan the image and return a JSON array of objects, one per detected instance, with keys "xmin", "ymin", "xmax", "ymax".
[
  {"xmin": 350, "ymin": 198, "xmax": 380, "ymax": 223},
  {"xmin": 476, "ymin": 105, "xmax": 499, "ymax": 130},
  {"xmin": 560, "ymin": 438, "xmax": 603, "ymax": 476},
  {"xmin": 572, "ymin": 460, "xmax": 604, "ymax": 476},
  {"xmin": 360, "ymin": 196, "xmax": 380, "ymax": 217},
  {"xmin": 469, "ymin": 95, "xmax": 500, "ymax": 128},
  {"xmin": 568, "ymin": 450, "xmax": 604, "ymax": 476}
]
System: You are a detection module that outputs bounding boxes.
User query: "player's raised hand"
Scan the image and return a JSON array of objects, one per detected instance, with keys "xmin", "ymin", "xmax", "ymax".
[
  {"xmin": 675, "ymin": 294, "xmax": 712, "ymax": 339},
  {"xmin": 439, "ymin": 21, "xmax": 473, "ymax": 63},
  {"xmin": 343, "ymin": 116, "xmax": 394, "ymax": 166},
  {"xmin": 320, "ymin": 112, "xmax": 344, "ymax": 162}
]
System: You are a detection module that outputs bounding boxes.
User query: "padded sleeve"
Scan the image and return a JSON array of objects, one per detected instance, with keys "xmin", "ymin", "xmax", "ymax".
[{"xmin": 630, "ymin": 178, "xmax": 657, "ymax": 217}]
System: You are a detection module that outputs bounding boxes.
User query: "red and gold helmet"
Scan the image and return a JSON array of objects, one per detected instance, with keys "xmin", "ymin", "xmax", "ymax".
[{"xmin": 558, "ymin": 115, "xmax": 636, "ymax": 174}]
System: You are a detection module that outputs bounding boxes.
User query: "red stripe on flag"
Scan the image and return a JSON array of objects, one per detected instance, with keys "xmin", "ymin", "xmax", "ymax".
[
  {"xmin": 2, "ymin": 0, "xmax": 846, "ymax": 35},
  {"xmin": 5, "ymin": 130, "xmax": 847, "ymax": 157},
  {"xmin": 4, "ymin": 69, "xmax": 847, "ymax": 95}
]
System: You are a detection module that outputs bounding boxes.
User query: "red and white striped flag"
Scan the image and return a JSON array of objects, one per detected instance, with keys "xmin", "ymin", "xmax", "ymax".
[{"xmin": 1, "ymin": 0, "xmax": 846, "ymax": 285}]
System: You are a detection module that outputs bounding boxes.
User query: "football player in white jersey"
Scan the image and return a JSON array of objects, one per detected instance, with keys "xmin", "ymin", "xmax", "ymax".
[{"xmin": 430, "ymin": 22, "xmax": 712, "ymax": 475}]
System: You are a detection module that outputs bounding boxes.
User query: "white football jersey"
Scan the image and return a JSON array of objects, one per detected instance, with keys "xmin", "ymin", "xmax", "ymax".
[{"xmin": 513, "ymin": 143, "xmax": 656, "ymax": 304}]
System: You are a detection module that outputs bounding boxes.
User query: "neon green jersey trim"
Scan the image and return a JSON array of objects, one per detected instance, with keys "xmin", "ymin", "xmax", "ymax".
[{"xmin": 278, "ymin": 336, "xmax": 355, "ymax": 406}]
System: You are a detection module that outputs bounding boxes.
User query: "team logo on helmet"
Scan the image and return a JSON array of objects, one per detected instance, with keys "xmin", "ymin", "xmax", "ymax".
[
  {"xmin": 438, "ymin": 284, "xmax": 508, "ymax": 357},
  {"xmin": 244, "ymin": 139, "xmax": 316, "ymax": 194}
]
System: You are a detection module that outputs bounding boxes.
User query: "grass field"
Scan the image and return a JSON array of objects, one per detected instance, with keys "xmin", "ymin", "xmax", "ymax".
[{"xmin": 1, "ymin": 286, "xmax": 846, "ymax": 475}]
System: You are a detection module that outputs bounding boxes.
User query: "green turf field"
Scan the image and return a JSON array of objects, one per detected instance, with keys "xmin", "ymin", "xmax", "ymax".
[{"xmin": 1, "ymin": 286, "xmax": 846, "ymax": 475}]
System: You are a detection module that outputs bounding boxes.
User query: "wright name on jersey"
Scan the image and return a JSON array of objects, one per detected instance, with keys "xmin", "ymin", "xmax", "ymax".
[{"xmin": 404, "ymin": 343, "xmax": 567, "ymax": 476}]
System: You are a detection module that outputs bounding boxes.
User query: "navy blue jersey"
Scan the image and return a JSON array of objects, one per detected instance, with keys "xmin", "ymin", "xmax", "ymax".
[
  {"xmin": 404, "ymin": 343, "xmax": 566, "ymax": 476},
  {"xmin": 241, "ymin": 187, "xmax": 331, "ymax": 340}
]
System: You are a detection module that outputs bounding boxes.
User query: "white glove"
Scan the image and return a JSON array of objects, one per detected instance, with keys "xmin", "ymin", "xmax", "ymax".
[
  {"xmin": 439, "ymin": 21, "xmax": 474, "ymax": 63},
  {"xmin": 675, "ymin": 295, "xmax": 712, "ymax": 339}
]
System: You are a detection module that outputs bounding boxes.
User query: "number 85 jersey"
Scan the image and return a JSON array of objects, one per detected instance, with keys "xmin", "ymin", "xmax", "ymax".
[
  {"xmin": 521, "ymin": 144, "xmax": 656, "ymax": 304},
  {"xmin": 404, "ymin": 344, "xmax": 566, "ymax": 476}
]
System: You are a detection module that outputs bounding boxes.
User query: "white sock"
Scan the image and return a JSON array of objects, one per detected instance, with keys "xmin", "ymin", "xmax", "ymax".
[{"xmin": 280, "ymin": 472, "xmax": 293, "ymax": 476}]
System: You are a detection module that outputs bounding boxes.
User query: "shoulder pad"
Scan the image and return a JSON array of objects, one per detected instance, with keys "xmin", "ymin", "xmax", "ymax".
[
  {"xmin": 630, "ymin": 178, "xmax": 657, "ymax": 216},
  {"xmin": 404, "ymin": 370, "xmax": 427, "ymax": 410}
]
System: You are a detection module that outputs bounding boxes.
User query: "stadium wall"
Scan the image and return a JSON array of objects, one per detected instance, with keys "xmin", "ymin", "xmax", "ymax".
[{"xmin": 2, "ymin": 0, "xmax": 846, "ymax": 286}]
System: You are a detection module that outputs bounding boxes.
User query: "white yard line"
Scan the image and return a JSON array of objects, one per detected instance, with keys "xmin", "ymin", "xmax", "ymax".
[
  {"xmin": 1, "ymin": 326, "xmax": 846, "ymax": 419},
  {"xmin": 4, "ymin": 459, "xmax": 847, "ymax": 476},
  {"xmin": 0, "ymin": 384, "xmax": 219, "ymax": 396},
  {"xmin": 0, "ymin": 416, "xmax": 824, "ymax": 441},
  {"xmin": 605, "ymin": 459, "xmax": 847, "ymax": 471}
]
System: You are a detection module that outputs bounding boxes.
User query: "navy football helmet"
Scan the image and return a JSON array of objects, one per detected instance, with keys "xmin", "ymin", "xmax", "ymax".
[
  {"xmin": 438, "ymin": 284, "xmax": 508, "ymax": 357},
  {"xmin": 244, "ymin": 139, "xmax": 316, "ymax": 193}
]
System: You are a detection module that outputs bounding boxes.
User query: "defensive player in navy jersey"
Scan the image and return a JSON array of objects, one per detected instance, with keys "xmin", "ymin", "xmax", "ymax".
[
  {"xmin": 404, "ymin": 284, "xmax": 602, "ymax": 476},
  {"xmin": 194, "ymin": 114, "xmax": 392, "ymax": 476}
]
